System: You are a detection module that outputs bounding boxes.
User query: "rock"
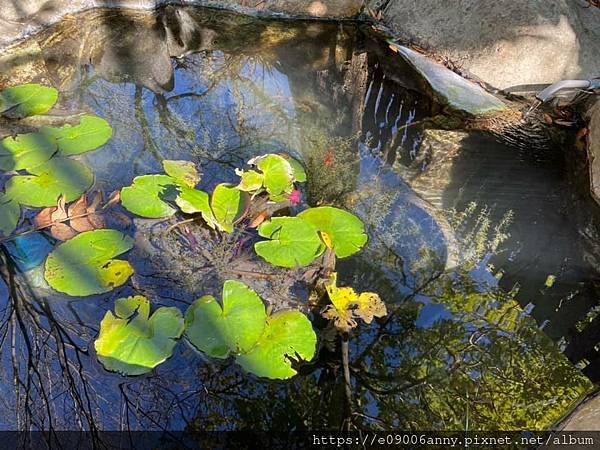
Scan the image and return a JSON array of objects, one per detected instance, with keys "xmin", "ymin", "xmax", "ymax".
[
  {"xmin": 586, "ymin": 99, "xmax": 600, "ymax": 206},
  {"xmin": 369, "ymin": 0, "xmax": 600, "ymax": 91},
  {"xmin": 389, "ymin": 44, "xmax": 508, "ymax": 116},
  {"xmin": 0, "ymin": 39, "xmax": 50, "ymax": 87},
  {"xmin": 0, "ymin": 0, "xmax": 363, "ymax": 50},
  {"xmin": 558, "ymin": 392, "xmax": 600, "ymax": 431}
]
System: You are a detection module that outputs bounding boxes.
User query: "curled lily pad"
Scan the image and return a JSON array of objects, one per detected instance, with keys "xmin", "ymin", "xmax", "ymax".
[
  {"xmin": 281, "ymin": 154, "xmax": 307, "ymax": 183},
  {"xmin": 184, "ymin": 280, "xmax": 267, "ymax": 358},
  {"xmin": 0, "ymin": 194, "xmax": 20, "ymax": 237},
  {"xmin": 210, "ymin": 183, "xmax": 248, "ymax": 233},
  {"xmin": 40, "ymin": 115, "xmax": 112, "ymax": 156},
  {"xmin": 95, "ymin": 295, "xmax": 184, "ymax": 376},
  {"xmin": 120, "ymin": 174, "xmax": 180, "ymax": 218},
  {"xmin": 163, "ymin": 160, "xmax": 200, "ymax": 188},
  {"xmin": 255, "ymin": 217, "xmax": 325, "ymax": 268},
  {"xmin": 248, "ymin": 154, "xmax": 294, "ymax": 201},
  {"xmin": 0, "ymin": 84, "xmax": 58, "ymax": 118},
  {"xmin": 5, "ymin": 157, "xmax": 94, "ymax": 207},
  {"xmin": 236, "ymin": 310, "xmax": 317, "ymax": 380},
  {"xmin": 0, "ymin": 133, "xmax": 57, "ymax": 171},
  {"xmin": 322, "ymin": 273, "xmax": 387, "ymax": 332},
  {"xmin": 175, "ymin": 186, "xmax": 218, "ymax": 228},
  {"xmin": 44, "ymin": 229, "xmax": 134, "ymax": 296},
  {"xmin": 236, "ymin": 169, "xmax": 264, "ymax": 192},
  {"xmin": 298, "ymin": 206, "xmax": 368, "ymax": 258}
]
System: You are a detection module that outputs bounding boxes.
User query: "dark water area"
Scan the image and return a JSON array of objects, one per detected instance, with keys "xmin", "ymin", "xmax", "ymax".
[{"xmin": 0, "ymin": 5, "xmax": 599, "ymax": 433}]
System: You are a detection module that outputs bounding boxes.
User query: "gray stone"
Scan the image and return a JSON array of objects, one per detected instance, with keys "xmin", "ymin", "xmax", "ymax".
[
  {"xmin": 0, "ymin": 0, "xmax": 363, "ymax": 50},
  {"xmin": 390, "ymin": 44, "xmax": 508, "ymax": 116},
  {"xmin": 558, "ymin": 392, "xmax": 600, "ymax": 431},
  {"xmin": 586, "ymin": 99, "xmax": 600, "ymax": 206},
  {"xmin": 369, "ymin": 0, "xmax": 600, "ymax": 91}
]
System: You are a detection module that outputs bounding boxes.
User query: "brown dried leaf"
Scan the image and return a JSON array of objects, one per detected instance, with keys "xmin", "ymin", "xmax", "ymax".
[
  {"xmin": 109, "ymin": 211, "xmax": 133, "ymax": 228},
  {"xmin": 249, "ymin": 210, "xmax": 269, "ymax": 228},
  {"xmin": 51, "ymin": 195, "xmax": 68, "ymax": 222},
  {"xmin": 86, "ymin": 212, "xmax": 106, "ymax": 230},
  {"xmin": 105, "ymin": 190, "xmax": 121, "ymax": 209},
  {"xmin": 69, "ymin": 216, "xmax": 95, "ymax": 233},
  {"xmin": 33, "ymin": 207, "xmax": 56, "ymax": 228},
  {"xmin": 50, "ymin": 222, "xmax": 78, "ymax": 241},
  {"xmin": 88, "ymin": 191, "xmax": 103, "ymax": 212},
  {"xmin": 68, "ymin": 194, "xmax": 88, "ymax": 218}
]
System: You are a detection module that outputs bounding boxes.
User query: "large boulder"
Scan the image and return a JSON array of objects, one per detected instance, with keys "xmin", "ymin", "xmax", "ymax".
[{"xmin": 368, "ymin": 0, "xmax": 600, "ymax": 91}]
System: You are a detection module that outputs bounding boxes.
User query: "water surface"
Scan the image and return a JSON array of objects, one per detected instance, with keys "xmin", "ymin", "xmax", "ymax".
[{"xmin": 0, "ymin": 6, "xmax": 597, "ymax": 433}]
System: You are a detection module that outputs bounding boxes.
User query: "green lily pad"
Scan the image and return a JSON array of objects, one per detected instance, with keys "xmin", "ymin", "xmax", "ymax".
[
  {"xmin": 184, "ymin": 280, "xmax": 267, "ymax": 358},
  {"xmin": 236, "ymin": 169, "xmax": 264, "ymax": 192},
  {"xmin": 0, "ymin": 84, "xmax": 58, "ymax": 118},
  {"xmin": 163, "ymin": 160, "xmax": 200, "ymax": 188},
  {"xmin": 175, "ymin": 186, "xmax": 218, "ymax": 228},
  {"xmin": 210, "ymin": 183, "xmax": 248, "ymax": 233},
  {"xmin": 298, "ymin": 206, "xmax": 368, "ymax": 258},
  {"xmin": 0, "ymin": 194, "xmax": 20, "ymax": 237},
  {"xmin": 5, "ymin": 157, "xmax": 94, "ymax": 207},
  {"xmin": 281, "ymin": 154, "xmax": 307, "ymax": 183},
  {"xmin": 40, "ymin": 115, "xmax": 112, "ymax": 156},
  {"xmin": 251, "ymin": 154, "xmax": 294, "ymax": 200},
  {"xmin": 120, "ymin": 174, "xmax": 181, "ymax": 218},
  {"xmin": 44, "ymin": 229, "xmax": 135, "ymax": 296},
  {"xmin": 255, "ymin": 217, "xmax": 325, "ymax": 268},
  {"xmin": 95, "ymin": 295, "xmax": 184, "ymax": 375},
  {"xmin": 0, "ymin": 132, "xmax": 57, "ymax": 171},
  {"xmin": 236, "ymin": 310, "xmax": 317, "ymax": 380}
]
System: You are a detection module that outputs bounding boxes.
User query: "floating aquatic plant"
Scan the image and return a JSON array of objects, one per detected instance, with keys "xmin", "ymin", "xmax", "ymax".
[
  {"xmin": 44, "ymin": 229, "xmax": 134, "ymax": 296},
  {"xmin": 5, "ymin": 157, "xmax": 94, "ymax": 207},
  {"xmin": 163, "ymin": 159, "xmax": 200, "ymax": 188},
  {"xmin": 254, "ymin": 207, "xmax": 367, "ymax": 267},
  {"xmin": 0, "ymin": 88, "xmax": 381, "ymax": 384},
  {"xmin": 176, "ymin": 183, "xmax": 249, "ymax": 232},
  {"xmin": 95, "ymin": 295, "xmax": 184, "ymax": 376},
  {"xmin": 0, "ymin": 83, "xmax": 58, "ymax": 118},
  {"xmin": 184, "ymin": 280, "xmax": 267, "ymax": 358},
  {"xmin": 298, "ymin": 206, "xmax": 368, "ymax": 258},
  {"xmin": 0, "ymin": 84, "xmax": 112, "ymax": 235},
  {"xmin": 254, "ymin": 216, "xmax": 325, "ymax": 268},
  {"xmin": 185, "ymin": 280, "xmax": 317, "ymax": 379},
  {"xmin": 236, "ymin": 153, "xmax": 306, "ymax": 201},
  {"xmin": 0, "ymin": 194, "xmax": 20, "ymax": 237},
  {"xmin": 0, "ymin": 132, "xmax": 57, "ymax": 171},
  {"xmin": 322, "ymin": 272, "xmax": 387, "ymax": 332},
  {"xmin": 40, "ymin": 115, "xmax": 113, "ymax": 156},
  {"xmin": 121, "ymin": 174, "xmax": 181, "ymax": 218}
]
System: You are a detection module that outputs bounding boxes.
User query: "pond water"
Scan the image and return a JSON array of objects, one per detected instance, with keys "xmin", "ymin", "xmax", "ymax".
[{"xmin": 0, "ymin": 5, "xmax": 599, "ymax": 433}]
